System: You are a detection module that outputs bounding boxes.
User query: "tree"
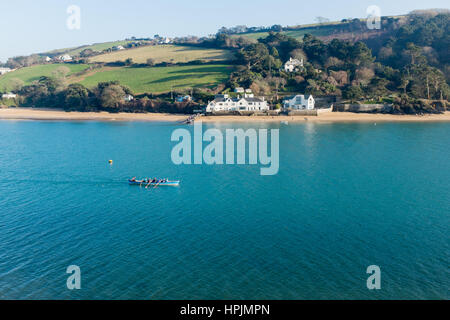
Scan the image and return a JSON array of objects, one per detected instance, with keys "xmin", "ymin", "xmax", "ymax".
[
  {"xmin": 100, "ymin": 84, "xmax": 125, "ymax": 109},
  {"xmin": 250, "ymin": 79, "xmax": 271, "ymax": 95},
  {"xmin": 302, "ymin": 34, "xmax": 328, "ymax": 64},
  {"xmin": 270, "ymin": 47, "xmax": 279, "ymax": 58},
  {"xmin": 349, "ymin": 42, "xmax": 375, "ymax": 66},
  {"xmin": 305, "ymin": 79, "xmax": 337, "ymax": 95},
  {"xmin": 315, "ymin": 17, "xmax": 330, "ymax": 24},
  {"xmin": 52, "ymin": 66, "xmax": 70, "ymax": 79},
  {"xmin": 80, "ymin": 49, "xmax": 95, "ymax": 57},
  {"xmin": 325, "ymin": 57, "xmax": 344, "ymax": 69},
  {"xmin": 403, "ymin": 43, "xmax": 422, "ymax": 65},
  {"xmin": 407, "ymin": 64, "xmax": 449, "ymax": 99},
  {"xmin": 270, "ymin": 24, "xmax": 283, "ymax": 32},
  {"xmin": 10, "ymin": 78, "xmax": 24, "ymax": 92},
  {"xmin": 237, "ymin": 43, "xmax": 270, "ymax": 71},
  {"xmin": 344, "ymin": 86, "xmax": 364, "ymax": 102},
  {"xmin": 37, "ymin": 76, "xmax": 63, "ymax": 94},
  {"xmin": 398, "ymin": 76, "xmax": 411, "ymax": 96},
  {"xmin": 353, "ymin": 67, "xmax": 375, "ymax": 86},
  {"xmin": 366, "ymin": 77, "xmax": 390, "ymax": 100},
  {"xmin": 64, "ymin": 83, "xmax": 90, "ymax": 110},
  {"xmin": 289, "ymin": 48, "xmax": 307, "ymax": 62},
  {"xmin": 329, "ymin": 71, "xmax": 348, "ymax": 86},
  {"xmin": 267, "ymin": 77, "xmax": 286, "ymax": 99}
]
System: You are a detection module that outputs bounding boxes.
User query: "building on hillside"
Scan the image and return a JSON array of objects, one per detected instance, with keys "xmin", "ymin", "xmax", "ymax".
[
  {"xmin": 158, "ymin": 37, "xmax": 172, "ymax": 44},
  {"xmin": 112, "ymin": 45, "xmax": 125, "ymax": 51},
  {"xmin": 2, "ymin": 93, "xmax": 17, "ymax": 99},
  {"xmin": 234, "ymin": 87, "xmax": 245, "ymax": 93},
  {"xmin": 175, "ymin": 95, "xmax": 192, "ymax": 103},
  {"xmin": 57, "ymin": 54, "xmax": 72, "ymax": 62},
  {"xmin": 0, "ymin": 67, "xmax": 12, "ymax": 75},
  {"xmin": 283, "ymin": 94, "xmax": 315, "ymax": 110},
  {"xmin": 284, "ymin": 57, "xmax": 303, "ymax": 72},
  {"xmin": 45, "ymin": 56, "xmax": 52, "ymax": 62},
  {"xmin": 206, "ymin": 94, "xmax": 269, "ymax": 113},
  {"xmin": 123, "ymin": 94, "xmax": 134, "ymax": 102}
]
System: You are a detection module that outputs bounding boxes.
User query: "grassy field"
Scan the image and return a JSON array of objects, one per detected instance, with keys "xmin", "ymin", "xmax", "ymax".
[
  {"xmin": 234, "ymin": 21, "xmax": 350, "ymax": 40},
  {"xmin": 89, "ymin": 45, "xmax": 233, "ymax": 64},
  {"xmin": 0, "ymin": 64, "xmax": 90, "ymax": 92},
  {"xmin": 235, "ymin": 28, "xmax": 341, "ymax": 40},
  {"xmin": 0, "ymin": 61, "xmax": 232, "ymax": 94},
  {"xmin": 76, "ymin": 64, "xmax": 234, "ymax": 94},
  {"xmin": 44, "ymin": 41, "xmax": 138, "ymax": 56}
]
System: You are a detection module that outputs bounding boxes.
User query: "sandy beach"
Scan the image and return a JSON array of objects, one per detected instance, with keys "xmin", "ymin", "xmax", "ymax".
[
  {"xmin": 1, "ymin": 108, "xmax": 450, "ymax": 123},
  {"xmin": 0, "ymin": 108, "xmax": 187, "ymax": 122}
]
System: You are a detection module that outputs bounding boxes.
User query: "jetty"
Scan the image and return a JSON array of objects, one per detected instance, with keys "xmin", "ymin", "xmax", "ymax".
[{"xmin": 181, "ymin": 113, "xmax": 202, "ymax": 124}]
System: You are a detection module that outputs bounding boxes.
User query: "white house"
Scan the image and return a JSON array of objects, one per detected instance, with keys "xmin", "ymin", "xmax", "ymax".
[
  {"xmin": 284, "ymin": 57, "xmax": 303, "ymax": 72},
  {"xmin": 123, "ymin": 94, "xmax": 134, "ymax": 102},
  {"xmin": 283, "ymin": 95, "xmax": 315, "ymax": 110},
  {"xmin": 112, "ymin": 45, "xmax": 125, "ymax": 51},
  {"xmin": 45, "ymin": 56, "xmax": 52, "ymax": 62},
  {"xmin": 0, "ymin": 67, "xmax": 12, "ymax": 75},
  {"xmin": 2, "ymin": 93, "xmax": 17, "ymax": 99},
  {"xmin": 206, "ymin": 94, "xmax": 269, "ymax": 112},
  {"xmin": 234, "ymin": 87, "xmax": 245, "ymax": 93},
  {"xmin": 58, "ymin": 54, "xmax": 72, "ymax": 61}
]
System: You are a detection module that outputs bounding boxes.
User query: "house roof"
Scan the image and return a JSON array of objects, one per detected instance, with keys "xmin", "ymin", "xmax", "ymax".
[
  {"xmin": 285, "ymin": 58, "xmax": 302, "ymax": 66},
  {"xmin": 211, "ymin": 97, "xmax": 265, "ymax": 103},
  {"xmin": 283, "ymin": 94, "xmax": 314, "ymax": 101}
]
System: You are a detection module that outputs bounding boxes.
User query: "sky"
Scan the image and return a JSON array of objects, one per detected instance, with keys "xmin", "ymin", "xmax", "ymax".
[{"xmin": 0, "ymin": 0, "xmax": 449, "ymax": 62}]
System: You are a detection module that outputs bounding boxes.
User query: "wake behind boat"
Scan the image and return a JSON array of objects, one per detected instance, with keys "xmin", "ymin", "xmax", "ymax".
[{"xmin": 128, "ymin": 177, "xmax": 180, "ymax": 187}]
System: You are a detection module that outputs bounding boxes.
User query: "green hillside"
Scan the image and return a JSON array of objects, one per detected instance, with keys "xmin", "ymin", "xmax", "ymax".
[
  {"xmin": 232, "ymin": 21, "xmax": 348, "ymax": 40},
  {"xmin": 0, "ymin": 64, "xmax": 89, "ymax": 91},
  {"xmin": 89, "ymin": 45, "xmax": 233, "ymax": 64},
  {"xmin": 44, "ymin": 40, "xmax": 138, "ymax": 56},
  {"xmin": 231, "ymin": 18, "xmax": 393, "ymax": 41},
  {"xmin": 77, "ymin": 64, "xmax": 233, "ymax": 94}
]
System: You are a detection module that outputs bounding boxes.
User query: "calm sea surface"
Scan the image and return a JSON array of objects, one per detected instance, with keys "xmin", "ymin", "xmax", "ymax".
[{"xmin": 0, "ymin": 120, "xmax": 448, "ymax": 299}]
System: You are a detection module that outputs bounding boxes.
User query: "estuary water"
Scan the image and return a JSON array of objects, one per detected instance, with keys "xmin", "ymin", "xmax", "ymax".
[{"xmin": 0, "ymin": 120, "xmax": 448, "ymax": 299}]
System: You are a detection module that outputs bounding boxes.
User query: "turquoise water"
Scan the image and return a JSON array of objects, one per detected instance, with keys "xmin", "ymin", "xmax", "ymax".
[{"xmin": 0, "ymin": 120, "xmax": 448, "ymax": 299}]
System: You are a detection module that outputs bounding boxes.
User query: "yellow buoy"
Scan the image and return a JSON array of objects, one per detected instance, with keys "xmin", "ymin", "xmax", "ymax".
[{"xmin": 108, "ymin": 160, "xmax": 113, "ymax": 164}]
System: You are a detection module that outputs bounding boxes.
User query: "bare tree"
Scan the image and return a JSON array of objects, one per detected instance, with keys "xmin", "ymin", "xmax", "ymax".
[
  {"xmin": 315, "ymin": 16, "xmax": 330, "ymax": 25},
  {"xmin": 10, "ymin": 78, "xmax": 24, "ymax": 92}
]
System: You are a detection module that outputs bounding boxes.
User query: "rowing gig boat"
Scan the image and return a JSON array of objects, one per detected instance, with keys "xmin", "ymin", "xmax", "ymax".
[{"xmin": 128, "ymin": 180, "xmax": 180, "ymax": 186}]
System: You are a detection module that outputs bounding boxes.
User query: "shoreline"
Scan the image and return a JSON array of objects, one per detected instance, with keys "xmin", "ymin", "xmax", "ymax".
[{"xmin": 1, "ymin": 108, "xmax": 450, "ymax": 123}]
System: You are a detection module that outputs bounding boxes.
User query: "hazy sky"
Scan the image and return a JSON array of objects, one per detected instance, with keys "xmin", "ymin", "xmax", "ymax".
[{"xmin": 0, "ymin": 0, "xmax": 448, "ymax": 62}]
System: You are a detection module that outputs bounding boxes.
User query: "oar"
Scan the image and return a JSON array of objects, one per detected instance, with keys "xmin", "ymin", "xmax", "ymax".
[
  {"xmin": 153, "ymin": 180, "xmax": 162, "ymax": 189},
  {"xmin": 145, "ymin": 180, "xmax": 152, "ymax": 189}
]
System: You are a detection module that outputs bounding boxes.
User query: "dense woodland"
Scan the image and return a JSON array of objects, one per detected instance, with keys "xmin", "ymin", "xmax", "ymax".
[
  {"xmin": 1, "ymin": 11, "xmax": 449, "ymax": 114},
  {"xmin": 220, "ymin": 12, "xmax": 449, "ymax": 113}
]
